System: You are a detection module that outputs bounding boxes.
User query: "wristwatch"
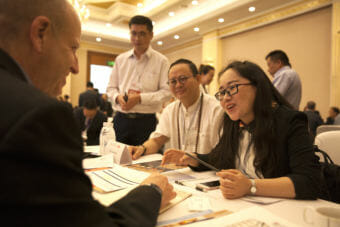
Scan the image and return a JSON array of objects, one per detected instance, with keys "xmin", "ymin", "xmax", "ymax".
[
  {"xmin": 250, "ymin": 179, "xmax": 257, "ymax": 195},
  {"xmin": 143, "ymin": 183, "xmax": 162, "ymax": 196}
]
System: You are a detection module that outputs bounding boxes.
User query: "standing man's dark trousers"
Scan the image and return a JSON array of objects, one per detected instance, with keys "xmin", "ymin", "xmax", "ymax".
[{"xmin": 114, "ymin": 112, "xmax": 157, "ymax": 146}]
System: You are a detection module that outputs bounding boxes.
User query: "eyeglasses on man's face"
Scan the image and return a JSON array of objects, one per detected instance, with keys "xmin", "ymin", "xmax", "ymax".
[
  {"xmin": 167, "ymin": 76, "xmax": 193, "ymax": 87},
  {"xmin": 215, "ymin": 83, "xmax": 253, "ymax": 100}
]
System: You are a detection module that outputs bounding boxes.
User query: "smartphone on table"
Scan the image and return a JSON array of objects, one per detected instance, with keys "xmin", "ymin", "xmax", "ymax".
[{"xmin": 196, "ymin": 180, "xmax": 220, "ymax": 192}]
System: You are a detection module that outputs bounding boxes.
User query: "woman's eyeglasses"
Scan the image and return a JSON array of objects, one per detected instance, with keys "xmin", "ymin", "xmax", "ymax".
[{"xmin": 215, "ymin": 83, "xmax": 253, "ymax": 100}]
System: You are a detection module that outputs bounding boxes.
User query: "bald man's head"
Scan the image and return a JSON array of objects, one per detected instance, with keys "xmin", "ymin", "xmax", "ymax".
[
  {"xmin": 0, "ymin": 0, "xmax": 71, "ymax": 47},
  {"xmin": 0, "ymin": 0, "xmax": 81, "ymax": 97}
]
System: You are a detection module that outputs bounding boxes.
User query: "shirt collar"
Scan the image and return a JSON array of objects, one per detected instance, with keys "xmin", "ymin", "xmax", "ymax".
[
  {"xmin": 0, "ymin": 48, "xmax": 32, "ymax": 84},
  {"xmin": 239, "ymin": 120, "xmax": 255, "ymax": 133},
  {"xmin": 16, "ymin": 59, "xmax": 32, "ymax": 84},
  {"xmin": 128, "ymin": 46, "xmax": 153, "ymax": 59}
]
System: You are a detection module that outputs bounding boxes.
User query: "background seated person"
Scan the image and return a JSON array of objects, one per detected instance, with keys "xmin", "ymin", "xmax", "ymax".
[
  {"xmin": 129, "ymin": 59, "xmax": 224, "ymax": 160},
  {"xmin": 78, "ymin": 81, "xmax": 101, "ymax": 107},
  {"xmin": 74, "ymin": 99, "xmax": 107, "ymax": 145},
  {"xmin": 162, "ymin": 61, "xmax": 321, "ymax": 200},
  {"xmin": 303, "ymin": 101, "xmax": 323, "ymax": 138},
  {"xmin": 325, "ymin": 106, "xmax": 340, "ymax": 125}
]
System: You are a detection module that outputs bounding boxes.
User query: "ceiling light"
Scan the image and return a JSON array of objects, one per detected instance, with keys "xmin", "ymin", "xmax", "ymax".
[
  {"xmin": 194, "ymin": 27, "xmax": 200, "ymax": 32},
  {"xmin": 157, "ymin": 41, "xmax": 163, "ymax": 46},
  {"xmin": 192, "ymin": 0, "xmax": 198, "ymax": 5},
  {"xmin": 169, "ymin": 11, "xmax": 175, "ymax": 17},
  {"xmin": 137, "ymin": 3, "xmax": 143, "ymax": 8},
  {"xmin": 71, "ymin": 0, "xmax": 90, "ymax": 22},
  {"xmin": 152, "ymin": 21, "xmax": 156, "ymax": 26},
  {"xmin": 218, "ymin": 18, "xmax": 224, "ymax": 23},
  {"xmin": 249, "ymin": 6, "xmax": 256, "ymax": 12},
  {"xmin": 106, "ymin": 23, "xmax": 112, "ymax": 27},
  {"xmin": 174, "ymin": 35, "xmax": 180, "ymax": 39},
  {"xmin": 96, "ymin": 37, "xmax": 102, "ymax": 42}
]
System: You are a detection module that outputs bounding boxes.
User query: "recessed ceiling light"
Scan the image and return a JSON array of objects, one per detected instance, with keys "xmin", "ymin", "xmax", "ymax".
[
  {"xmin": 194, "ymin": 27, "xmax": 200, "ymax": 32},
  {"xmin": 157, "ymin": 41, "xmax": 163, "ymax": 46},
  {"xmin": 137, "ymin": 3, "xmax": 143, "ymax": 8},
  {"xmin": 218, "ymin": 18, "xmax": 224, "ymax": 23},
  {"xmin": 106, "ymin": 23, "xmax": 112, "ymax": 27},
  {"xmin": 174, "ymin": 35, "xmax": 180, "ymax": 39},
  {"xmin": 96, "ymin": 37, "xmax": 102, "ymax": 42},
  {"xmin": 169, "ymin": 11, "xmax": 175, "ymax": 17},
  {"xmin": 192, "ymin": 0, "xmax": 198, "ymax": 5},
  {"xmin": 249, "ymin": 6, "xmax": 256, "ymax": 12}
]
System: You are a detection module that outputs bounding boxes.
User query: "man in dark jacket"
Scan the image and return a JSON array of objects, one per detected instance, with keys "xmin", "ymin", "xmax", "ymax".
[
  {"xmin": 79, "ymin": 81, "xmax": 101, "ymax": 107},
  {"xmin": 0, "ymin": 0, "xmax": 175, "ymax": 226},
  {"xmin": 74, "ymin": 99, "xmax": 107, "ymax": 145},
  {"xmin": 304, "ymin": 101, "xmax": 323, "ymax": 138}
]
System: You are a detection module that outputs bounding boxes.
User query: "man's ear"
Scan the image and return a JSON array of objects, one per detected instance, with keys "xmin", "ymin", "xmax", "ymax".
[{"xmin": 30, "ymin": 16, "xmax": 51, "ymax": 53}]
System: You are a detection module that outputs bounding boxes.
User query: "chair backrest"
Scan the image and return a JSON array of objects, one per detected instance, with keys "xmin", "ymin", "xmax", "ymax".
[
  {"xmin": 315, "ymin": 131, "xmax": 340, "ymax": 165},
  {"xmin": 316, "ymin": 125, "xmax": 340, "ymax": 135}
]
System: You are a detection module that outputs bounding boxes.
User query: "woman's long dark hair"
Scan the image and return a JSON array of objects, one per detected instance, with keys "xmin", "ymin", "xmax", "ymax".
[{"xmin": 210, "ymin": 61, "xmax": 293, "ymax": 177}]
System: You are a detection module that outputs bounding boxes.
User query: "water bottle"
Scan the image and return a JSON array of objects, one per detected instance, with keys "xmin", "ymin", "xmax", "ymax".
[{"xmin": 99, "ymin": 117, "xmax": 116, "ymax": 155}]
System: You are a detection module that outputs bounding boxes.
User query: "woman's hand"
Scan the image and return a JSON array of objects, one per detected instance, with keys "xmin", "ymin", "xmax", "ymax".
[
  {"xmin": 216, "ymin": 169, "xmax": 251, "ymax": 199},
  {"xmin": 161, "ymin": 149, "xmax": 199, "ymax": 167}
]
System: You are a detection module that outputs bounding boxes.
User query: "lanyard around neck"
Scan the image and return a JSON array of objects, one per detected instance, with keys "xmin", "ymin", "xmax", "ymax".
[{"xmin": 177, "ymin": 94, "xmax": 204, "ymax": 154}]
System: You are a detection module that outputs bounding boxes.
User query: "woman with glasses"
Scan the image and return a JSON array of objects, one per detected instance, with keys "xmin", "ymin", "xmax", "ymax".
[{"xmin": 162, "ymin": 61, "xmax": 321, "ymax": 200}]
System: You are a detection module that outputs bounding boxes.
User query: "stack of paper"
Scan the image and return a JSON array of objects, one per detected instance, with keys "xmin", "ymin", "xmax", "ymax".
[
  {"xmin": 86, "ymin": 164, "xmax": 149, "ymax": 193},
  {"xmin": 83, "ymin": 154, "xmax": 114, "ymax": 169}
]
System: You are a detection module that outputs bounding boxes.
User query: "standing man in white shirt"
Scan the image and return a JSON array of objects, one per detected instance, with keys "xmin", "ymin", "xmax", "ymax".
[
  {"xmin": 266, "ymin": 50, "xmax": 302, "ymax": 110},
  {"xmin": 129, "ymin": 59, "xmax": 224, "ymax": 159},
  {"xmin": 107, "ymin": 15, "xmax": 171, "ymax": 146}
]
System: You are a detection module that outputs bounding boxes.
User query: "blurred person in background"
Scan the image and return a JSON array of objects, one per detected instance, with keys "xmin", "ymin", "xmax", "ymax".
[
  {"xmin": 325, "ymin": 106, "xmax": 340, "ymax": 125},
  {"xmin": 74, "ymin": 99, "xmax": 107, "ymax": 145},
  {"xmin": 266, "ymin": 50, "xmax": 301, "ymax": 110},
  {"xmin": 303, "ymin": 101, "xmax": 323, "ymax": 138},
  {"xmin": 198, "ymin": 64, "xmax": 215, "ymax": 94}
]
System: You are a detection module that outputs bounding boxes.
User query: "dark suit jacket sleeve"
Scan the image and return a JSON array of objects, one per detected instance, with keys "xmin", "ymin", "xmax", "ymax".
[
  {"xmin": 1, "ymin": 100, "xmax": 160, "ymax": 226},
  {"xmin": 283, "ymin": 112, "xmax": 321, "ymax": 199}
]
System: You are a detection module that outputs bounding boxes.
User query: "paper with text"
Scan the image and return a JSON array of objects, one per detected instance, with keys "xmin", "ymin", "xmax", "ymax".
[{"xmin": 86, "ymin": 164, "xmax": 149, "ymax": 192}]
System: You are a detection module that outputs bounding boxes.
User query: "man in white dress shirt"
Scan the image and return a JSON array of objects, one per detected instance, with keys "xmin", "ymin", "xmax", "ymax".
[
  {"xmin": 107, "ymin": 15, "xmax": 171, "ymax": 146},
  {"xmin": 129, "ymin": 59, "xmax": 224, "ymax": 159},
  {"xmin": 266, "ymin": 50, "xmax": 302, "ymax": 110}
]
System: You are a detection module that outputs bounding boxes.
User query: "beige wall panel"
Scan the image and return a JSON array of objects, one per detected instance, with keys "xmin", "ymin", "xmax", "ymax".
[
  {"xmin": 221, "ymin": 7, "xmax": 331, "ymax": 118},
  {"xmin": 163, "ymin": 44, "xmax": 202, "ymax": 69},
  {"xmin": 67, "ymin": 41, "xmax": 126, "ymax": 106}
]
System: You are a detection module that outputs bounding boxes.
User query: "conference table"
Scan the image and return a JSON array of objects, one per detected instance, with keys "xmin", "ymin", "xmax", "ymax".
[{"xmin": 85, "ymin": 146, "xmax": 340, "ymax": 226}]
